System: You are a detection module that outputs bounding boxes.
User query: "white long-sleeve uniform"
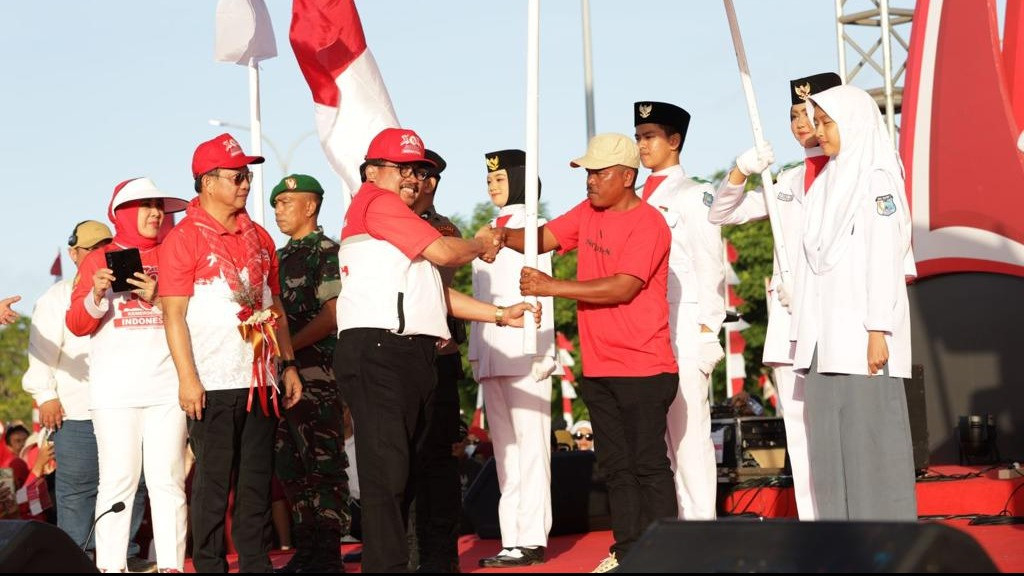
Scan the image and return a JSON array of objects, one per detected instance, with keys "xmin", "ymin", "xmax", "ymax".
[
  {"xmin": 22, "ymin": 279, "xmax": 92, "ymax": 420},
  {"xmin": 708, "ymin": 150, "xmax": 825, "ymax": 520},
  {"xmin": 791, "ymin": 170, "xmax": 913, "ymax": 378},
  {"xmin": 643, "ymin": 165, "xmax": 725, "ymax": 520},
  {"xmin": 468, "ymin": 204, "xmax": 558, "ymax": 549}
]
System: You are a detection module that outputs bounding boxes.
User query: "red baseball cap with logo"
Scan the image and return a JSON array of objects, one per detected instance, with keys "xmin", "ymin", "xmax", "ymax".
[
  {"xmin": 191, "ymin": 133, "xmax": 265, "ymax": 178},
  {"xmin": 364, "ymin": 128, "xmax": 436, "ymax": 167}
]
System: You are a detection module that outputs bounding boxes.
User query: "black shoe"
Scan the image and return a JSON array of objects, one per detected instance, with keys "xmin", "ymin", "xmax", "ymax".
[{"xmin": 478, "ymin": 546, "xmax": 546, "ymax": 568}]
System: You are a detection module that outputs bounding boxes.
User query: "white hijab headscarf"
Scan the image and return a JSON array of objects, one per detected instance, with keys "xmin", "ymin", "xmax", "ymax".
[{"xmin": 802, "ymin": 85, "xmax": 912, "ymax": 274}]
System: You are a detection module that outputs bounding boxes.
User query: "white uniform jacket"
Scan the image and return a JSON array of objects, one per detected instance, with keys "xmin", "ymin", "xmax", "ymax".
[
  {"xmin": 644, "ymin": 166, "xmax": 726, "ymax": 343},
  {"xmin": 791, "ymin": 170, "xmax": 912, "ymax": 378},
  {"xmin": 708, "ymin": 159, "xmax": 809, "ymax": 366},
  {"xmin": 21, "ymin": 279, "xmax": 93, "ymax": 420},
  {"xmin": 468, "ymin": 205, "xmax": 559, "ymax": 380}
]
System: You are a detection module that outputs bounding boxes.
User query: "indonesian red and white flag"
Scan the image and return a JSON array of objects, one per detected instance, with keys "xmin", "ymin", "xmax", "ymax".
[
  {"xmin": 290, "ymin": 0, "xmax": 399, "ymax": 197},
  {"xmin": 214, "ymin": 0, "xmax": 277, "ymax": 65}
]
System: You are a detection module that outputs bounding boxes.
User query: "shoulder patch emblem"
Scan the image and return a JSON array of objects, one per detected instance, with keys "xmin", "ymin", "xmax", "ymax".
[
  {"xmin": 876, "ymin": 194, "xmax": 897, "ymax": 216},
  {"xmin": 703, "ymin": 191, "xmax": 714, "ymax": 207},
  {"xmin": 777, "ymin": 191, "xmax": 794, "ymax": 202}
]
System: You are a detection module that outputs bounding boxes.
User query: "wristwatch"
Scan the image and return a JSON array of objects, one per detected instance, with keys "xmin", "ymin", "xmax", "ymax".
[
  {"xmin": 280, "ymin": 359, "xmax": 298, "ymax": 370},
  {"xmin": 494, "ymin": 306, "xmax": 506, "ymax": 327}
]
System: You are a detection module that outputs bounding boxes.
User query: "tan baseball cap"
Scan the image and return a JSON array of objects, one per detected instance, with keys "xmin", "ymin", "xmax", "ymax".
[
  {"xmin": 68, "ymin": 220, "xmax": 113, "ymax": 249},
  {"xmin": 570, "ymin": 133, "xmax": 640, "ymax": 169}
]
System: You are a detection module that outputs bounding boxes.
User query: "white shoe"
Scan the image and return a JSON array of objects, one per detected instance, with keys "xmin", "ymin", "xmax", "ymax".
[{"xmin": 592, "ymin": 553, "xmax": 618, "ymax": 573}]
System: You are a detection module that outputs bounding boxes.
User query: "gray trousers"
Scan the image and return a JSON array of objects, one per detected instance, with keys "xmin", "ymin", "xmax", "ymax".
[{"xmin": 803, "ymin": 353, "xmax": 918, "ymax": 521}]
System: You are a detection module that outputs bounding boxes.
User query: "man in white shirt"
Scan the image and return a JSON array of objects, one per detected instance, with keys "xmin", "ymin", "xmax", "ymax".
[{"xmin": 633, "ymin": 102, "xmax": 726, "ymax": 520}]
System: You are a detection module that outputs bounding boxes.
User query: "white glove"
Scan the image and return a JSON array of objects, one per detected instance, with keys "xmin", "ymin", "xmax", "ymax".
[
  {"xmin": 776, "ymin": 281, "xmax": 793, "ymax": 312},
  {"xmin": 697, "ymin": 339, "xmax": 726, "ymax": 376},
  {"xmin": 735, "ymin": 142, "xmax": 776, "ymax": 176}
]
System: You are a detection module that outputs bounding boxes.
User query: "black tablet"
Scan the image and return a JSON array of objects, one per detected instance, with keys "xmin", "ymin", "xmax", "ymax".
[{"xmin": 105, "ymin": 248, "xmax": 144, "ymax": 293}]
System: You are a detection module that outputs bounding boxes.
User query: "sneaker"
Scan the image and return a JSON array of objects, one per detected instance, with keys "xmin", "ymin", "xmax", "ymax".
[
  {"xmin": 592, "ymin": 553, "xmax": 618, "ymax": 573},
  {"xmin": 126, "ymin": 556, "xmax": 158, "ymax": 573}
]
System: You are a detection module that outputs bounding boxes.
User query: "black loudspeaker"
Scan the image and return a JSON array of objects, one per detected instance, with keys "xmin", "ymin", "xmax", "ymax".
[
  {"xmin": 0, "ymin": 520, "xmax": 97, "ymax": 573},
  {"xmin": 618, "ymin": 519, "xmax": 997, "ymax": 573},
  {"xmin": 463, "ymin": 450, "xmax": 610, "ymax": 539},
  {"xmin": 906, "ymin": 364, "xmax": 930, "ymax": 472}
]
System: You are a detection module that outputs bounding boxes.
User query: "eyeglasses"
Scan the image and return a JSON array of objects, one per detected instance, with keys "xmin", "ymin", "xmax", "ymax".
[
  {"xmin": 573, "ymin": 433, "xmax": 594, "ymax": 441},
  {"xmin": 374, "ymin": 162, "xmax": 430, "ymax": 181},
  {"xmin": 211, "ymin": 170, "xmax": 254, "ymax": 186}
]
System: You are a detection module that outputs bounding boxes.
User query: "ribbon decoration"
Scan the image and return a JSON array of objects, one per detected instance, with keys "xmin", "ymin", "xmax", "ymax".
[{"xmin": 238, "ymin": 307, "xmax": 282, "ymax": 417}]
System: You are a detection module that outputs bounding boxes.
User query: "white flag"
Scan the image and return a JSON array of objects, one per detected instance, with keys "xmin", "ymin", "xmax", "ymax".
[{"xmin": 215, "ymin": 0, "xmax": 277, "ymax": 65}]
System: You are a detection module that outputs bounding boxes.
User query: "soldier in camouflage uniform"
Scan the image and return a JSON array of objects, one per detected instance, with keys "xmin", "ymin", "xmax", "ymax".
[
  {"xmin": 403, "ymin": 150, "xmax": 466, "ymax": 573},
  {"xmin": 270, "ymin": 174, "xmax": 349, "ymax": 573}
]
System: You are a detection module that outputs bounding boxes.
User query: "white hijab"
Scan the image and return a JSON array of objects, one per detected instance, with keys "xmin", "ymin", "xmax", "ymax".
[{"xmin": 802, "ymin": 85, "xmax": 912, "ymax": 274}]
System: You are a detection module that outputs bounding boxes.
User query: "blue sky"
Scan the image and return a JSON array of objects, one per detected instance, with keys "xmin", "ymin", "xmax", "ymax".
[{"xmin": 2, "ymin": 0, "xmax": 856, "ymax": 313}]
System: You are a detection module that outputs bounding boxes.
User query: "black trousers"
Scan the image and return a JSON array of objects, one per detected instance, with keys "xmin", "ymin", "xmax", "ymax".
[
  {"xmin": 580, "ymin": 373, "xmax": 679, "ymax": 560},
  {"xmin": 188, "ymin": 388, "xmax": 277, "ymax": 573},
  {"xmin": 414, "ymin": 352, "xmax": 464, "ymax": 570},
  {"xmin": 335, "ymin": 328, "xmax": 437, "ymax": 573}
]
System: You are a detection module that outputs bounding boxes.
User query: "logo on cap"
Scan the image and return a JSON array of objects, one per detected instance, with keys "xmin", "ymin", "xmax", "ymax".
[
  {"xmin": 486, "ymin": 156, "xmax": 500, "ymax": 171},
  {"xmin": 285, "ymin": 177, "xmax": 297, "ymax": 190},
  {"xmin": 794, "ymin": 83, "xmax": 812, "ymax": 101},
  {"xmin": 638, "ymin": 103, "xmax": 653, "ymax": 119},
  {"xmin": 399, "ymin": 134, "xmax": 423, "ymax": 155},
  {"xmin": 223, "ymin": 137, "xmax": 243, "ymax": 157}
]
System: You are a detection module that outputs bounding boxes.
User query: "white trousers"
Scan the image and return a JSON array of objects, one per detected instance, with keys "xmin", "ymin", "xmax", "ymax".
[
  {"xmin": 666, "ymin": 301, "xmax": 717, "ymax": 520},
  {"xmin": 773, "ymin": 365, "xmax": 815, "ymax": 520},
  {"xmin": 480, "ymin": 375, "xmax": 552, "ymax": 548},
  {"xmin": 93, "ymin": 404, "xmax": 188, "ymax": 572}
]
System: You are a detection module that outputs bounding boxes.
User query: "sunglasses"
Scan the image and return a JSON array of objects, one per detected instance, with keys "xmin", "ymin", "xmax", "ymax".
[
  {"xmin": 211, "ymin": 170, "xmax": 254, "ymax": 186},
  {"xmin": 573, "ymin": 433, "xmax": 594, "ymax": 441}
]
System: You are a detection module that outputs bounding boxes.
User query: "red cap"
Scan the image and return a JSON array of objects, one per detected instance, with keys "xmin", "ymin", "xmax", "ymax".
[
  {"xmin": 364, "ymin": 128, "xmax": 435, "ymax": 166},
  {"xmin": 191, "ymin": 133, "xmax": 265, "ymax": 178}
]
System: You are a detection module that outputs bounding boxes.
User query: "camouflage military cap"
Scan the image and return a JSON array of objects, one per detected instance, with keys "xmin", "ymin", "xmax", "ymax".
[{"xmin": 270, "ymin": 173, "xmax": 325, "ymax": 206}]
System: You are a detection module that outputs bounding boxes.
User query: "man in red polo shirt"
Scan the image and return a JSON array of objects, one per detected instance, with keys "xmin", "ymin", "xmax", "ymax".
[
  {"xmin": 160, "ymin": 133, "xmax": 302, "ymax": 573},
  {"xmin": 480, "ymin": 133, "xmax": 678, "ymax": 573}
]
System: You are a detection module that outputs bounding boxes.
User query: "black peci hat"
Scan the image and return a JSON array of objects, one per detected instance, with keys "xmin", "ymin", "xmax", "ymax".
[
  {"xmin": 424, "ymin": 149, "xmax": 447, "ymax": 178},
  {"xmin": 634, "ymin": 101, "xmax": 691, "ymax": 146},
  {"xmin": 789, "ymin": 72, "xmax": 843, "ymax": 105},
  {"xmin": 484, "ymin": 149, "xmax": 526, "ymax": 172}
]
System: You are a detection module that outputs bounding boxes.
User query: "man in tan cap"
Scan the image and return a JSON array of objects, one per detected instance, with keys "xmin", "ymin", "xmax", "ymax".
[{"xmin": 479, "ymin": 134, "xmax": 679, "ymax": 573}]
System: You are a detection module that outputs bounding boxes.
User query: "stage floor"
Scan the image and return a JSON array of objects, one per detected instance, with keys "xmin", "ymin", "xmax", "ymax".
[{"xmin": 201, "ymin": 465, "xmax": 1024, "ymax": 573}]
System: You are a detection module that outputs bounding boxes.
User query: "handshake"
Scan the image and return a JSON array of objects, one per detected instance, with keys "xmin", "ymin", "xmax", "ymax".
[{"xmin": 475, "ymin": 225, "xmax": 508, "ymax": 264}]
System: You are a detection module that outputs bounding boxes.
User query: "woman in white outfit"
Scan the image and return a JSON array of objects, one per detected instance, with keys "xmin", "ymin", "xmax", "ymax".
[
  {"xmin": 471, "ymin": 149, "xmax": 559, "ymax": 568},
  {"xmin": 791, "ymin": 85, "xmax": 917, "ymax": 520},
  {"xmin": 66, "ymin": 178, "xmax": 190, "ymax": 571}
]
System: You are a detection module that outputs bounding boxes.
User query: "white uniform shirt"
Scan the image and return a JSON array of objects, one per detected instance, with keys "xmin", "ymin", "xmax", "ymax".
[
  {"xmin": 22, "ymin": 279, "xmax": 93, "ymax": 420},
  {"xmin": 708, "ymin": 154, "xmax": 820, "ymax": 366},
  {"xmin": 643, "ymin": 165, "xmax": 726, "ymax": 342},
  {"xmin": 468, "ymin": 205, "xmax": 558, "ymax": 379},
  {"xmin": 791, "ymin": 170, "xmax": 912, "ymax": 378}
]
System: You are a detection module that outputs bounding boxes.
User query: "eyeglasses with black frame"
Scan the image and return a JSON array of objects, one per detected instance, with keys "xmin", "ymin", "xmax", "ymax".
[
  {"xmin": 573, "ymin": 432, "xmax": 594, "ymax": 441},
  {"xmin": 210, "ymin": 169, "xmax": 254, "ymax": 186},
  {"xmin": 372, "ymin": 162, "xmax": 430, "ymax": 181}
]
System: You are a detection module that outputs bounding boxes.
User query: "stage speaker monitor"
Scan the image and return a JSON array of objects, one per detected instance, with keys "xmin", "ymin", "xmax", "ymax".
[
  {"xmin": 0, "ymin": 520, "xmax": 97, "ymax": 573},
  {"xmin": 463, "ymin": 450, "xmax": 610, "ymax": 539},
  {"xmin": 906, "ymin": 364, "xmax": 930, "ymax": 472},
  {"xmin": 618, "ymin": 519, "xmax": 997, "ymax": 573}
]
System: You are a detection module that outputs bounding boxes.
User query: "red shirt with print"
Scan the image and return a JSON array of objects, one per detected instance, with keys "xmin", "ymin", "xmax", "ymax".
[{"xmin": 547, "ymin": 200, "xmax": 677, "ymax": 378}]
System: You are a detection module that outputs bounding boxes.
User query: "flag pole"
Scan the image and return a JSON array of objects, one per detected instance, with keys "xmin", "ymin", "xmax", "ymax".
[
  {"xmin": 581, "ymin": 0, "xmax": 595, "ymax": 143},
  {"xmin": 248, "ymin": 61, "xmax": 266, "ymax": 227},
  {"xmin": 722, "ymin": 0, "xmax": 792, "ymax": 285},
  {"xmin": 523, "ymin": 0, "xmax": 540, "ymax": 355}
]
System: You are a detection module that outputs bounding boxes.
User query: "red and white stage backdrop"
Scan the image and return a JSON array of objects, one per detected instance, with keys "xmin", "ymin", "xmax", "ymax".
[{"xmin": 901, "ymin": 0, "xmax": 1024, "ymax": 278}]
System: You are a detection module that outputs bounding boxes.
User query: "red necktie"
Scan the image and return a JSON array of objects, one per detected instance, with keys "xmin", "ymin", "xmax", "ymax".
[
  {"xmin": 495, "ymin": 215, "xmax": 512, "ymax": 228},
  {"xmin": 804, "ymin": 156, "xmax": 829, "ymax": 193},
  {"xmin": 642, "ymin": 175, "xmax": 667, "ymax": 201}
]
